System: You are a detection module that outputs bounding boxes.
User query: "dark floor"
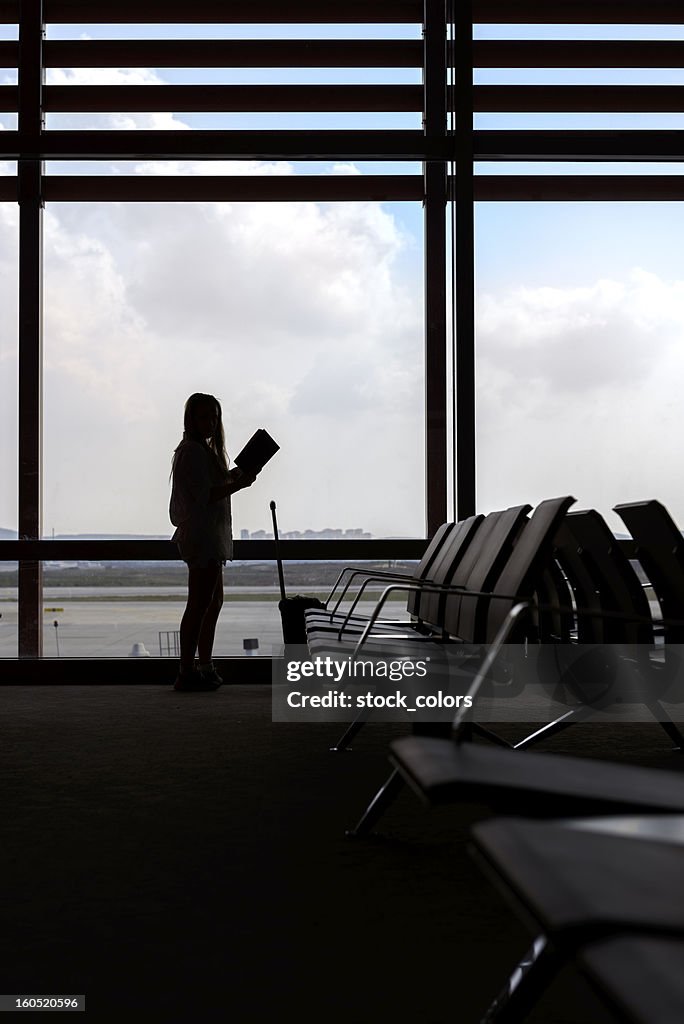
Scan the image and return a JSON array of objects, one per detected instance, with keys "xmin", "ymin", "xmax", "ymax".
[{"xmin": 0, "ymin": 684, "xmax": 680, "ymax": 1023}]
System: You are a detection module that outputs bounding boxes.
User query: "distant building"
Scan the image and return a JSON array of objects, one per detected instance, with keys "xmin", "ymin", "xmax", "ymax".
[{"xmin": 238, "ymin": 527, "xmax": 372, "ymax": 540}]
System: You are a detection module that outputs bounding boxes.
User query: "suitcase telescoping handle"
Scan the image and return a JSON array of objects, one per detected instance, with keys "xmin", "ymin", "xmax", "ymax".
[{"xmin": 269, "ymin": 499, "xmax": 287, "ymax": 603}]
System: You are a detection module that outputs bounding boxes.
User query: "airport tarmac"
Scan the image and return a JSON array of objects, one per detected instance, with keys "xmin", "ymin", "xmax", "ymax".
[{"xmin": 0, "ymin": 589, "xmax": 403, "ymax": 659}]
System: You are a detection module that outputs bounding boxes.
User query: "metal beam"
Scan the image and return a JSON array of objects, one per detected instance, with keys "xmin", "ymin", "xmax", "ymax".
[
  {"xmin": 472, "ymin": 39, "xmax": 684, "ymax": 69},
  {"xmin": 423, "ymin": 0, "xmax": 447, "ymax": 536},
  {"xmin": 4, "ymin": 0, "xmax": 680, "ymax": 26},
  {"xmin": 0, "ymin": 40, "xmax": 18, "ymax": 63},
  {"xmin": 424, "ymin": 160, "xmax": 448, "ymax": 537},
  {"xmin": 40, "ymin": 83, "xmax": 424, "ymax": 113},
  {"xmin": 0, "ymin": 538, "xmax": 428, "ymax": 561},
  {"xmin": 3, "ymin": 0, "xmax": 684, "ymax": 26},
  {"xmin": 452, "ymin": 0, "xmax": 475, "ymax": 520},
  {"xmin": 9, "ymin": 174, "xmax": 684, "ymax": 204},
  {"xmin": 472, "ymin": 86, "xmax": 684, "ymax": 114},
  {"xmin": 43, "ymin": 38, "xmax": 424, "ymax": 68},
  {"xmin": 5, "ymin": 130, "xmax": 684, "ymax": 164},
  {"xmin": 475, "ymin": 130, "xmax": 684, "ymax": 161},
  {"xmin": 41, "ymin": 1, "xmax": 423, "ymax": 23},
  {"xmin": 0, "ymin": 536, "xmax": 637, "ymax": 561},
  {"xmin": 11, "ymin": 38, "xmax": 684, "ymax": 71},
  {"xmin": 42, "ymin": 174, "xmax": 423, "ymax": 202},
  {"xmin": 11, "ymin": 174, "xmax": 684, "ymax": 204},
  {"xmin": 17, "ymin": 0, "xmax": 44, "ymax": 659},
  {"xmin": 38, "ymin": 38, "xmax": 684, "ymax": 71},
  {"xmin": 9, "ymin": 83, "xmax": 684, "ymax": 115},
  {"xmin": 474, "ymin": 175, "xmax": 684, "ymax": 201},
  {"xmin": 475, "ymin": 0, "xmax": 684, "ymax": 24}
]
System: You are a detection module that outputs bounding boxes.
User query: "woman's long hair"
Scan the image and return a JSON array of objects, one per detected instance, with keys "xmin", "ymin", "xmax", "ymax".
[{"xmin": 170, "ymin": 393, "xmax": 229, "ymax": 480}]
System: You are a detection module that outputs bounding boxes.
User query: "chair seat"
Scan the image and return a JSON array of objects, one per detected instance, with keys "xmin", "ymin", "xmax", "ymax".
[
  {"xmin": 390, "ymin": 737, "xmax": 684, "ymax": 817},
  {"xmin": 304, "ymin": 610, "xmax": 416, "ymax": 634},
  {"xmin": 579, "ymin": 936, "xmax": 684, "ymax": 1024},
  {"xmin": 306, "ymin": 629, "xmax": 446, "ymax": 657},
  {"xmin": 470, "ymin": 817, "xmax": 684, "ymax": 937}
]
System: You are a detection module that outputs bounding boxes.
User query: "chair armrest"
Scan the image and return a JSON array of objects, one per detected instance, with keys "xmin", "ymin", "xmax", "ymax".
[
  {"xmin": 348, "ymin": 581, "xmax": 526, "ymax": 650},
  {"xmin": 328, "ymin": 567, "xmax": 416, "ymax": 618},
  {"xmin": 323, "ymin": 564, "xmax": 415, "ymax": 609}
]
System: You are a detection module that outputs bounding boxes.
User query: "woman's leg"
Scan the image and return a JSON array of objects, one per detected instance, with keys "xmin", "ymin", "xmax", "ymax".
[
  {"xmin": 179, "ymin": 563, "xmax": 221, "ymax": 672},
  {"xmin": 197, "ymin": 567, "xmax": 224, "ymax": 664}
]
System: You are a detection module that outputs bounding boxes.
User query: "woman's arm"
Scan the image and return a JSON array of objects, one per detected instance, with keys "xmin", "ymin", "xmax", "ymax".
[{"xmin": 209, "ymin": 468, "xmax": 257, "ymax": 502}]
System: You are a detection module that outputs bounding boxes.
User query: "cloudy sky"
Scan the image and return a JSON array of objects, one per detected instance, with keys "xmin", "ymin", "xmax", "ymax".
[{"xmin": 2, "ymin": 19, "xmax": 684, "ymax": 538}]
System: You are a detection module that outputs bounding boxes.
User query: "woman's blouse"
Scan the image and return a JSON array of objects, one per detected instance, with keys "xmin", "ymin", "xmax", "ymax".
[{"xmin": 169, "ymin": 439, "xmax": 233, "ymax": 562}]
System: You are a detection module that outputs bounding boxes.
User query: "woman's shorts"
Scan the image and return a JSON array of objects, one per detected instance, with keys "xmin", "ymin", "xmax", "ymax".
[
  {"xmin": 173, "ymin": 534, "xmax": 226, "ymax": 570},
  {"xmin": 184, "ymin": 556, "xmax": 226, "ymax": 570}
]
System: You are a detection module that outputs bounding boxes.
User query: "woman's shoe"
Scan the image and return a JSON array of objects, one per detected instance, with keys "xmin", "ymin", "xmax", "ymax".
[
  {"xmin": 198, "ymin": 666, "xmax": 223, "ymax": 688},
  {"xmin": 173, "ymin": 668, "xmax": 219, "ymax": 692}
]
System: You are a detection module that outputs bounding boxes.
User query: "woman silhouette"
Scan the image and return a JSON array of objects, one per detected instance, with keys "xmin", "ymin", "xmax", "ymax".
[{"xmin": 169, "ymin": 393, "xmax": 256, "ymax": 691}]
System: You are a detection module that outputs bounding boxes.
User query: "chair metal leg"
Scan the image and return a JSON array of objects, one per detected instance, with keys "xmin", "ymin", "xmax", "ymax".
[
  {"xmin": 512, "ymin": 706, "xmax": 594, "ymax": 750},
  {"xmin": 645, "ymin": 702, "xmax": 684, "ymax": 750},
  {"xmin": 479, "ymin": 935, "xmax": 561, "ymax": 1024},
  {"xmin": 329, "ymin": 704, "xmax": 373, "ymax": 752},
  {"xmin": 346, "ymin": 768, "xmax": 406, "ymax": 838}
]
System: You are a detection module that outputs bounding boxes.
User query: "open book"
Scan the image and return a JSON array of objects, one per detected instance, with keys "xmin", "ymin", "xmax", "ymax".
[{"xmin": 234, "ymin": 428, "xmax": 280, "ymax": 476}]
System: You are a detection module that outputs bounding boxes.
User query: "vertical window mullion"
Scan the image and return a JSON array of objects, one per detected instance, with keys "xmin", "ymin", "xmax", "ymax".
[
  {"xmin": 17, "ymin": 0, "xmax": 44, "ymax": 658},
  {"xmin": 424, "ymin": 0, "xmax": 448, "ymax": 536},
  {"xmin": 452, "ymin": 0, "xmax": 475, "ymax": 519}
]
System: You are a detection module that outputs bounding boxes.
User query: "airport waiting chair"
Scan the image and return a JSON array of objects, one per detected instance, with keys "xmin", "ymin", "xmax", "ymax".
[
  {"xmin": 578, "ymin": 934, "xmax": 684, "ymax": 1024},
  {"xmin": 307, "ymin": 504, "xmax": 531, "ymax": 657},
  {"xmin": 469, "ymin": 816, "xmax": 684, "ymax": 1023},
  {"xmin": 346, "ymin": 592, "xmax": 684, "ymax": 837},
  {"xmin": 555, "ymin": 508, "xmax": 654, "ymax": 645},
  {"xmin": 305, "ymin": 515, "xmax": 483, "ymax": 638},
  {"xmin": 615, "ymin": 499, "xmax": 684, "ymax": 644},
  {"xmin": 508, "ymin": 507, "xmax": 684, "ymax": 752},
  {"xmin": 533, "ymin": 559, "xmax": 574, "ymax": 644},
  {"xmin": 348, "ymin": 724, "xmax": 684, "ymax": 838},
  {"xmin": 329, "ymin": 496, "xmax": 574, "ymax": 754},
  {"xmin": 306, "ymin": 519, "xmax": 458, "ymax": 633},
  {"xmin": 322, "ymin": 503, "xmax": 536, "ymax": 751}
]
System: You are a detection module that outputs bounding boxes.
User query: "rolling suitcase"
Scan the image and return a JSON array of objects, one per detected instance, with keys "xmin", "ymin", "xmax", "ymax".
[{"xmin": 270, "ymin": 500, "xmax": 325, "ymax": 644}]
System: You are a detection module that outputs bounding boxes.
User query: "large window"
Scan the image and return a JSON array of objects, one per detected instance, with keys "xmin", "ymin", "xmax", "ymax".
[
  {"xmin": 0, "ymin": 199, "xmax": 17, "ymax": 539},
  {"xmin": 43, "ymin": 193, "xmax": 425, "ymax": 540},
  {"xmin": 9, "ymin": 4, "xmax": 684, "ymax": 663},
  {"xmin": 475, "ymin": 199, "xmax": 684, "ymax": 532},
  {"xmin": 0, "ymin": 198, "xmax": 17, "ymax": 658}
]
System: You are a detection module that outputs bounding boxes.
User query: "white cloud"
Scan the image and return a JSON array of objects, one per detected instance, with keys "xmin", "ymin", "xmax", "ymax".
[
  {"xmin": 477, "ymin": 269, "xmax": 684, "ymax": 403},
  {"xmin": 476, "ymin": 268, "xmax": 684, "ymax": 528},
  {"xmin": 132, "ymin": 159, "xmax": 295, "ymax": 177},
  {"xmin": 25, "ymin": 183, "xmax": 424, "ymax": 537}
]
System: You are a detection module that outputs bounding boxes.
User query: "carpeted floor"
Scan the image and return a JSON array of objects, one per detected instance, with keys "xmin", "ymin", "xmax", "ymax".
[{"xmin": 0, "ymin": 684, "xmax": 681, "ymax": 1023}]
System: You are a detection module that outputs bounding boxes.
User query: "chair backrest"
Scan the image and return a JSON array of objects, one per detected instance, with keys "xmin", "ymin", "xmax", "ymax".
[
  {"xmin": 484, "ymin": 496, "xmax": 576, "ymax": 642},
  {"xmin": 535, "ymin": 560, "xmax": 574, "ymax": 643},
  {"xmin": 415, "ymin": 514, "xmax": 484, "ymax": 628},
  {"xmin": 614, "ymin": 500, "xmax": 684, "ymax": 643},
  {"xmin": 554, "ymin": 522, "xmax": 604, "ymax": 642},
  {"xmin": 405, "ymin": 521, "xmax": 456, "ymax": 619},
  {"xmin": 557, "ymin": 508, "xmax": 653, "ymax": 644},
  {"xmin": 443, "ymin": 504, "xmax": 532, "ymax": 642}
]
